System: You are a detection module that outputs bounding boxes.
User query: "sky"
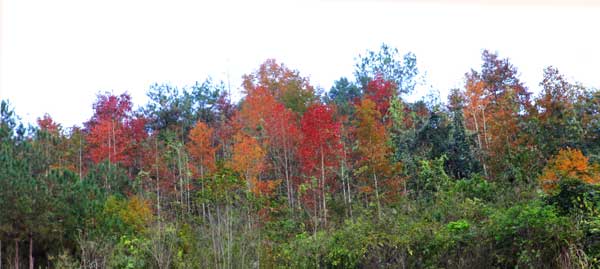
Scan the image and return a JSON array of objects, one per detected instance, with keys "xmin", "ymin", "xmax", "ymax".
[{"xmin": 1, "ymin": 0, "xmax": 600, "ymax": 128}]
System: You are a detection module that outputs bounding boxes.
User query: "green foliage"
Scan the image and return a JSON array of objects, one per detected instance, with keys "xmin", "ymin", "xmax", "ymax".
[
  {"xmin": 109, "ymin": 235, "xmax": 149, "ymax": 269},
  {"xmin": 354, "ymin": 43, "xmax": 419, "ymax": 95},
  {"xmin": 486, "ymin": 200, "xmax": 576, "ymax": 267},
  {"xmin": 410, "ymin": 156, "xmax": 451, "ymax": 201},
  {"xmin": 326, "ymin": 77, "xmax": 361, "ymax": 116},
  {"xmin": 445, "ymin": 95, "xmax": 481, "ymax": 179},
  {"xmin": 547, "ymin": 178, "xmax": 600, "ymax": 215},
  {"xmin": 48, "ymin": 250, "xmax": 79, "ymax": 269},
  {"xmin": 144, "ymin": 80, "xmax": 222, "ymax": 134},
  {"xmin": 85, "ymin": 160, "xmax": 131, "ymax": 195},
  {"xmin": 277, "ymin": 219, "xmax": 372, "ymax": 268},
  {"xmin": 5, "ymin": 53, "xmax": 600, "ymax": 268},
  {"xmin": 451, "ymin": 174, "xmax": 496, "ymax": 202}
]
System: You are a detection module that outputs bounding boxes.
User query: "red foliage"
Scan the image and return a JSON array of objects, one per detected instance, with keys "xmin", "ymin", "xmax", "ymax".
[
  {"xmin": 299, "ymin": 104, "xmax": 342, "ymax": 217},
  {"xmin": 37, "ymin": 114, "xmax": 60, "ymax": 134},
  {"xmin": 300, "ymin": 104, "xmax": 342, "ymax": 178},
  {"xmin": 364, "ymin": 75, "xmax": 396, "ymax": 117},
  {"xmin": 262, "ymin": 95, "xmax": 300, "ymax": 154},
  {"xmin": 85, "ymin": 93, "xmax": 147, "ymax": 168}
]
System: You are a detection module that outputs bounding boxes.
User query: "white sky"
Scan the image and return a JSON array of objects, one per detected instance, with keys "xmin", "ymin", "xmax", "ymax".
[{"xmin": 1, "ymin": 0, "xmax": 599, "ymax": 127}]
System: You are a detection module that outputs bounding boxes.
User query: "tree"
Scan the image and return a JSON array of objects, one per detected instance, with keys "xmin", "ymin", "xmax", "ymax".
[
  {"xmin": 364, "ymin": 75, "xmax": 396, "ymax": 118},
  {"xmin": 85, "ymin": 93, "xmax": 147, "ymax": 176},
  {"xmin": 261, "ymin": 101, "xmax": 301, "ymax": 208},
  {"xmin": 415, "ymin": 110, "xmax": 451, "ymax": 160},
  {"xmin": 463, "ymin": 50, "xmax": 532, "ymax": 180},
  {"xmin": 0, "ymin": 117, "xmax": 51, "ymax": 269},
  {"xmin": 237, "ymin": 86, "xmax": 301, "ymax": 208},
  {"xmin": 539, "ymin": 148, "xmax": 600, "ymax": 193},
  {"xmin": 143, "ymin": 80, "xmax": 222, "ymax": 139},
  {"xmin": 229, "ymin": 131, "xmax": 265, "ymax": 194},
  {"xmin": 187, "ymin": 121, "xmax": 217, "ymax": 180},
  {"xmin": 187, "ymin": 121, "xmax": 217, "ymax": 216},
  {"xmin": 354, "ymin": 43, "xmax": 419, "ymax": 95},
  {"xmin": 237, "ymin": 86, "xmax": 279, "ymax": 136},
  {"xmin": 35, "ymin": 114, "xmax": 62, "ymax": 175},
  {"xmin": 299, "ymin": 104, "xmax": 342, "ymax": 229},
  {"xmin": 446, "ymin": 89, "xmax": 481, "ymax": 179},
  {"xmin": 242, "ymin": 59, "xmax": 317, "ymax": 114},
  {"xmin": 534, "ymin": 66, "xmax": 583, "ymax": 156},
  {"xmin": 327, "ymin": 77, "xmax": 361, "ymax": 116},
  {"xmin": 576, "ymin": 89, "xmax": 600, "ymax": 161},
  {"xmin": 353, "ymin": 99, "xmax": 401, "ymax": 218}
]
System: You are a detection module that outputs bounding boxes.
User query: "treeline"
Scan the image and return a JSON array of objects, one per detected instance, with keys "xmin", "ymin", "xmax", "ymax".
[{"xmin": 1, "ymin": 44, "xmax": 600, "ymax": 268}]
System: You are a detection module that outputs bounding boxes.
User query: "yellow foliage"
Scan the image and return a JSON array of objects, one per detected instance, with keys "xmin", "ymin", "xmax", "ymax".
[{"xmin": 119, "ymin": 195, "xmax": 153, "ymax": 233}]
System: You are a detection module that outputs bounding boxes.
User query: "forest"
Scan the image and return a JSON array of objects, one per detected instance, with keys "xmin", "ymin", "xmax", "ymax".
[{"xmin": 1, "ymin": 44, "xmax": 600, "ymax": 268}]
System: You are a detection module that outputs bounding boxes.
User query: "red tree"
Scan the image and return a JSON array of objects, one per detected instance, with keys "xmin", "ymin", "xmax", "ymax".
[
  {"xmin": 37, "ymin": 114, "xmax": 60, "ymax": 134},
  {"xmin": 85, "ymin": 93, "xmax": 147, "ymax": 170},
  {"xmin": 364, "ymin": 75, "xmax": 396, "ymax": 118},
  {"xmin": 238, "ymin": 86, "xmax": 302, "ymax": 208},
  {"xmin": 299, "ymin": 104, "xmax": 342, "ymax": 228},
  {"xmin": 263, "ymin": 101, "xmax": 301, "ymax": 208}
]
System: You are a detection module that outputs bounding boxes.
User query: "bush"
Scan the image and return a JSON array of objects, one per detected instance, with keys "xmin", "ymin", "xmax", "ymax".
[
  {"xmin": 452, "ymin": 174, "xmax": 496, "ymax": 202},
  {"xmin": 486, "ymin": 200, "xmax": 576, "ymax": 268}
]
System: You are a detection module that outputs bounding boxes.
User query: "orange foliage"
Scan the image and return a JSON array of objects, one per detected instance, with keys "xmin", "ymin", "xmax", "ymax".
[
  {"xmin": 229, "ymin": 132, "xmax": 265, "ymax": 191},
  {"xmin": 242, "ymin": 59, "xmax": 313, "ymax": 99},
  {"xmin": 250, "ymin": 178, "xmax": 282, "ymax": 197},
  {"xmin": 539, "ymin": 148, "xmax": 600, "ymax": 192},
  {"xmin": 242, "ymin": 59, "xmax": 316, "ymax": 114},
  {"xmin": 462, "ymin": 52, "xmax": 532, "ymax": 177},
  {"xmin": 354, "ymin": 98, "xmax": 402, "ymax": 200},
  {"xmin": 237, "ymin": 86, "xmax": 278, "ymax": 135},
  {"xmin": 187, "ymin": 121, "xmax": 217, "ymax": 178}
]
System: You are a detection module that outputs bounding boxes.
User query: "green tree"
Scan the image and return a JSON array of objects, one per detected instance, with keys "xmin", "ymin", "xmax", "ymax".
[
  {"xmin": 446, "ymin": 89, "xmax": 481, "ymax": 179},
  {"xmin": 354, "ymin": 43, "xmax": 419, "ymax": 95},
  {"xmin": 534, "ymin": 66, "xmax": 583, "ymax": 156},
  {"xmin": 327, "ymin": 77, "xmax": 361, "ymax": 116}
]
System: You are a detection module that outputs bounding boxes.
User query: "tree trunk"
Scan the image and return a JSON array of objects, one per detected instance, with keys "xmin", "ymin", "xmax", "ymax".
[
  {"xmin": 320, "ymin": 147, "xmax": 327, "ymax": 226},
  {"xmin": 1, "ymin": 239, "xmax": 3, "ymax": 269},
  {"xmin": 155, "ymin": 136, "xmax": 161, "ymax": 220},
  {"xmin": 14, "ymin": 239, "xmax": 18, "ymax": 269},
  {"xmin": 28, "ymin": 235, "xmax": 32, "ymax": 269},
  {"xmin": 200, "ymin": 162, "xmax": 206, "ymax": 219},
  {"xmin": 373, "ymin": 172, "xmax": 382, "ymax": 220},
  {"xmin": 471, "ymin": 111, "xmax": 488, "ymax": 177},
  {"xmin": 283, "ymin": 142, "xmax": 293, "ymax": 210},
  {"xmin": 79, "ymin": 134, "xmax": 83, "ymax": 180},
  {"xmin": 481, "ymin": 108, "xmax": 489, "ymax": 177}
]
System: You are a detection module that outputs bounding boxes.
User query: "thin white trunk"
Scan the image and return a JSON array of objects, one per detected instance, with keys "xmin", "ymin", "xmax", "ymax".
[
  {"xmin": 341, "ymin": 160, "xmax": 347, "ymax": 208},
  {"xmin": 481, "ymin": 108, "xmax": 489, "ymax": 176},
  {"xmin": 79, "ymin": 134, "xmax": 82, "ymax": 180},
  {"xmin": 155, "ymin": 137, "xmax": 161, "ymax": 220},
  {"xmin": 471, "ymin": 110, "xmax": 488, "ymax": 177},
  {"xmin": 320, "ymin": 146, "xmax": 327, "ymax": 226},
  {"xmin": 373, "ymin": 172, "xmax": 382, "ymax": 220},
  {"xmin": 200, "ymin": 158, "xmax": 206, "ymax": 219}
]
